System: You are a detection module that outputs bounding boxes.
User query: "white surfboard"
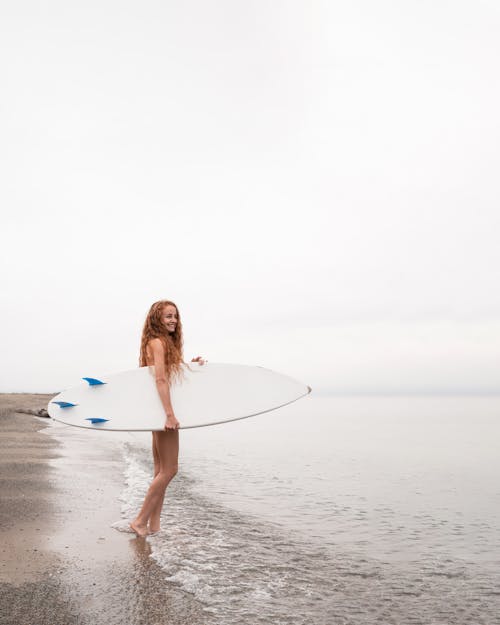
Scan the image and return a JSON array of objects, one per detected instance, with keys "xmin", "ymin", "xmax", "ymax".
[{"xmin": 47, "ymin": 363, "xmax": 311, "ymax": 431}]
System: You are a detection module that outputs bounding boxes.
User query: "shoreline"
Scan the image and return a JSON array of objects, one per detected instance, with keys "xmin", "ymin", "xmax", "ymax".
[{"xmin": 0, "ymin": 394, "xmax": 207, "ymax": 625}]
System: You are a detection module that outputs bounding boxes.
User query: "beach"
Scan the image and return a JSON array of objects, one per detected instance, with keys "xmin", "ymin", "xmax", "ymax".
[
  {"xmin": 1, "ymin": 393, "xmax": 500, "ymax": 625},
  {"xmin": 0, "ymin": 394, "xmax": 206, "ymax": 625}
]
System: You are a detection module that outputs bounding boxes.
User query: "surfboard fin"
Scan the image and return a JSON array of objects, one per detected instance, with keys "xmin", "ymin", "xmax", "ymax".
[
  {"xmin": 52, "ymin": 401, "xmax": 78, "ymax": 408},
  {"xmin": 85, "ymin": 418, "xmax": 109, "ymax": 424},
  {"xmin": 82, "ymin": 377, "xmax": 106, "ymax": 386}
]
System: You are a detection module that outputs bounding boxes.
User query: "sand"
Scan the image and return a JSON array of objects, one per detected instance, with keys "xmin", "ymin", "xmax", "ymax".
[{"xmin": 0, "ymin": 394, "xmax": 207, "ymax": 625}]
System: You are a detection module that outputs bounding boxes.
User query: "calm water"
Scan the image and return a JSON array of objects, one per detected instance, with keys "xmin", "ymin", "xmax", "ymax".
[{"xmin": 118, "ymin": 395, "xmax": 500, "ymax": 625}]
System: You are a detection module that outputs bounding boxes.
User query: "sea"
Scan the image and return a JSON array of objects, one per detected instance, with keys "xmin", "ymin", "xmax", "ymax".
[{"xmin": 116, "ymin": 394, "xmax": 500, "ymax": 625}]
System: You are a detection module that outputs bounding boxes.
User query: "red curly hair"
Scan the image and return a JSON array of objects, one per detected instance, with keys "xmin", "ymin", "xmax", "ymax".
[{"xmin": 139, "ymin": 300, "xmax": 184, "ymax": 382}]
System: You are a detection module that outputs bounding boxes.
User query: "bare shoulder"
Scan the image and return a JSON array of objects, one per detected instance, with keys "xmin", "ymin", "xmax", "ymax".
[
  {"xmin": 149, "ymin": 337, "xmax": 163, "ymax": 348},
  {"xmin": 148, "ymin": 338, "xmax": 165, "ymax": 354}
]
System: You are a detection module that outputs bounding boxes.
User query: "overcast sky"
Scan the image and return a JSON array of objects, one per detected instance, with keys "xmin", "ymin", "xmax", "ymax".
[{"xmin": 1, "ymin": 0, "xmax": 499, "ymax": 394}]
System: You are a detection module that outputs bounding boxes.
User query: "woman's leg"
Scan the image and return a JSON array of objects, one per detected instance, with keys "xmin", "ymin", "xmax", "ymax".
[
  {"xmin": 149, "ymin": 433, "xmax": 167, "ymax": 532},
  {"xmin": 152, "ymin": 431, "xmax": 161, "ymax": 478},
  {"xmin": 130, "ymin": 430, "xmax": 179, "ymax": 537}
]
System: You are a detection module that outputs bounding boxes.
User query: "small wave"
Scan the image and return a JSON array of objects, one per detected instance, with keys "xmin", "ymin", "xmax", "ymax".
[{"xmin": 116, "ymin": 442, "xmax": 380, "ymax": 625}]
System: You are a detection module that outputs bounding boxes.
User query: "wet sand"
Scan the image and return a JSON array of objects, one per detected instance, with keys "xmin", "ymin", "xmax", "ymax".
[{"xmin": 0, "ymin": 394, "xmax": 207, "ymax": 625}]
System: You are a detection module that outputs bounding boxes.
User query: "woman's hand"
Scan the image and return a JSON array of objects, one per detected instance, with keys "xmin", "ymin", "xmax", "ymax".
[
  {"xmin": 165, "ymin": 413, "xmax": 180, "ymax": 430},
  {"xmin": 191, "ymin": 356, "xmax": 207, "ymax": 365}
]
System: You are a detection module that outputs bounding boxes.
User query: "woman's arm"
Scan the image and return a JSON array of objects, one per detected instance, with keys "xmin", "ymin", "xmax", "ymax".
[{"xmin": 149, "ymin": 338, "xmax": 180, "ymax": 430}]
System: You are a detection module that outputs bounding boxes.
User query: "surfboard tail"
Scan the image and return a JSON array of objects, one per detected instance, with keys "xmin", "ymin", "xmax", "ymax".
[{"xmin": 82, "ymin": 377, "xmax": 106, "ymax": 386}]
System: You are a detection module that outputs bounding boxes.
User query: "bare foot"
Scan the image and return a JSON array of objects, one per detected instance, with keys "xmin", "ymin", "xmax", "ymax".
[
  {"xmin": 149, "ymin": 525, "xmax": 160, "ymax": 534},
  {"xmin": 111, "ymin": 521, "xmax": 136, "ymax": 533},
  {"xmin": 129, "ymin": 520, "xmax": 148, "ymax": 538}
]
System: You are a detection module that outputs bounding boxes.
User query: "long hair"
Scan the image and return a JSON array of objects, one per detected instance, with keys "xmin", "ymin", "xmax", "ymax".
[{"xmin": 139, "ymin": 300, "xmax": 184, "ymax": 382}]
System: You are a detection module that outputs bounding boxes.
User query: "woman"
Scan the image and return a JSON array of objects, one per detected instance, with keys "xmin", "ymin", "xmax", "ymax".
[{"xmin": 130, "ymin": 300, "xmax": 205, "ymax": 537}]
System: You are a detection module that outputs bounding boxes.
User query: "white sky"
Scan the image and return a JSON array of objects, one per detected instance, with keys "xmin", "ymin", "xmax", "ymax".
[{"xmin": 1, "ymin": 0, "xmax": 499, "ymax": 393}]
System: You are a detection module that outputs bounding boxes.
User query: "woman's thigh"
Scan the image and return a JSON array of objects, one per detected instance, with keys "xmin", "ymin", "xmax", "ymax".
[
  {"xmin": 152, "ymin": 433, "xmax": 160, "ymax": 469},
  {"xmin": 152, "ymin": 430, "xmax": 179, "ymax": 471}
]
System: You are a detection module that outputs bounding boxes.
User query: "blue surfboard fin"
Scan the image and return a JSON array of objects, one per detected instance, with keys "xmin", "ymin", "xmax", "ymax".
[
  {"xmin": 52, "ymin": 401, "xmax": 78, "ymax": 408},
  {"xmin": 82, "ymin": 377, "xmax": 106, "ymax": 386},
  {"xmin": 85, "ymin": 418, "xmax": 109, "ymax": 424}
]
